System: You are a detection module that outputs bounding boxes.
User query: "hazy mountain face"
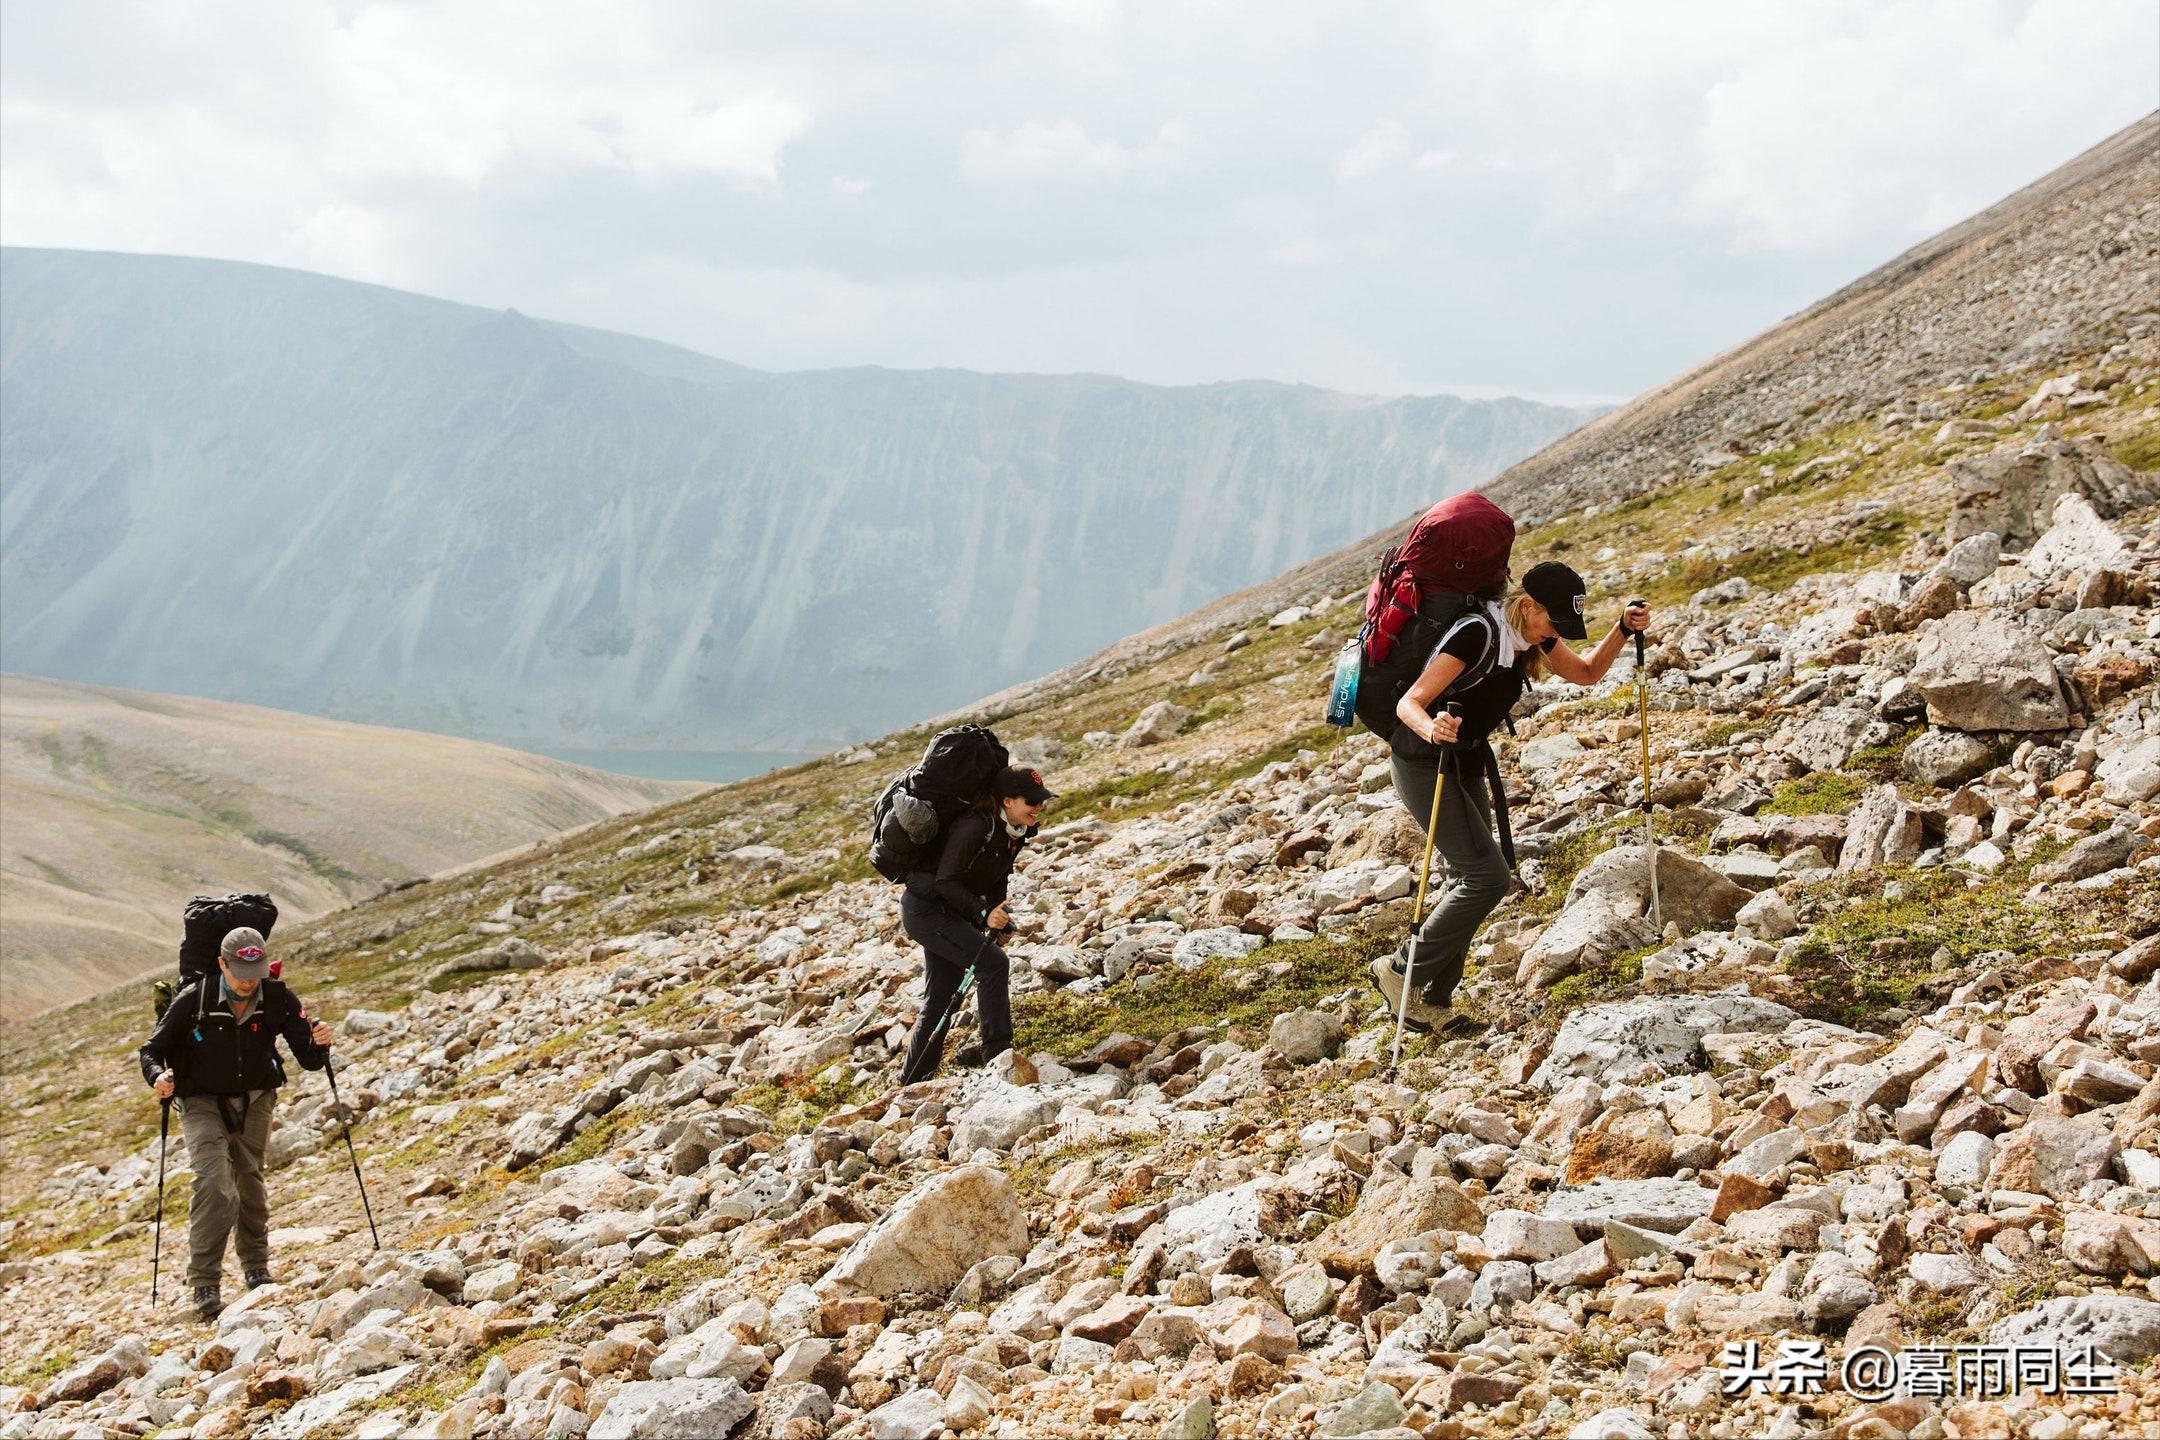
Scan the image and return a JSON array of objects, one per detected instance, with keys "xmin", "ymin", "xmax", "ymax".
[{"xmin": 0, "ymin": 248, "xmax": 1595, "ymax": 748}]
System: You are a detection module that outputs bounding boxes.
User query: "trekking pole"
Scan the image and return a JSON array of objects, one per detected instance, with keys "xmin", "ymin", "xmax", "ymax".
[
  {"xmin": 1630, "ymin": 601, "xmax": 1662, "ymax": 935},
  {"xmin": 151, "ymin": 1098, "xmax": 171, "ymax": 1303},
  {"xmin": 325, "ymin": 1061, "xmax": 380, "ymax": 1251},
  {"xmin": 1391, "ymin": 703, "xmax": 1462, "ymax": 1074}
]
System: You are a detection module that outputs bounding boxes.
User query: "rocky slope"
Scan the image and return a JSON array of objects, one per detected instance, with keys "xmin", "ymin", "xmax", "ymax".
[
  {"xmin": 0, "ymin": 247, "xmax": 1592, "ymax": 751},
  {"xmin": 0, "ymin": 674, "xmax": 693, "ymax": 1020},
  {"xmin": 0, "ymin": 126, "xmax": 2157, "ymax": 1440}
]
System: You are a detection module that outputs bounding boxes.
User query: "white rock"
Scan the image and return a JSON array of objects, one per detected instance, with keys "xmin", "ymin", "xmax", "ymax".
[
  {"xmin": 1991, "ymin": 1296, "xmax": 2160, "ymax": 1362},
  {"xmin": 1171, "ymin": 927, "xmax": 1263, "ymax": 969},
  {"xmin": 820, "ymin": 1165, "xmax": 1029, "ymax": 1299},
  {"xmin": 948, "ymin": 1082, "xmax": 1059, "ymax": 1154},
  {"xmin": 2024, "ymin": 492, "xmax": 2136, "ymax": 581},
  {"xmin": 1531, "ymin": 994, "xmax": 1798, "ymax": 1092},
  {"xmin": 588, "ymin": 1379, "xmax": 759, "ymax": 1440},
  {"xmin": 865, "ymin": 1386, "xmax": 947, "ymax": 1440},
  {"xmin": 1519, "ymin": 734, "xmax": 1587, "ymax": 774},
  {"xmin": 1909, "ymin": 1252, "xmax": 1990, "ymax": 1294},
  {"xmin": 1484, "ymin": 1209, "xmax": 1585, "ymax": 1262},
  {"xmin": 1122, "ymin": 702, "xmax": 1192, "ymax": 748}
]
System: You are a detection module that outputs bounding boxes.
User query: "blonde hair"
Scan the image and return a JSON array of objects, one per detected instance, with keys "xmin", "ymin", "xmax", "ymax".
[{"xmin": 1501, "ymin": 592, "xmax": 1551, "ymax": 681}]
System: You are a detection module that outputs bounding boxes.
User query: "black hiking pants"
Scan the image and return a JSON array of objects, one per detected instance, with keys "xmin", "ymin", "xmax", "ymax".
[
  {"xmin": 1391, "ymin": 751, "xmax": 1509, "ymax": 1006},
  {"xmin": 899, "ymin": 893, "xmax": 1012, "ymax": 1086}
]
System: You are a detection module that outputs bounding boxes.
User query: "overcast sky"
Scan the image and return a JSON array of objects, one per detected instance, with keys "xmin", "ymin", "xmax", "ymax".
[{"xmin": 3, "ymin": 1, "xmax": 2153, "ymax": 404}]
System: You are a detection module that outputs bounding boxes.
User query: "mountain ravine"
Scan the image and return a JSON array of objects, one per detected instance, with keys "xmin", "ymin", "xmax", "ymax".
[{"xmin": 0, "ymin": 247, "xmax": 1596, "ymax": 752}]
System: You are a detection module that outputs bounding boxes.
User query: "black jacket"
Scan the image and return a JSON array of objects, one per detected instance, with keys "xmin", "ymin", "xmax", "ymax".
[
  {"xmin": 139, "ymin": 978, "xmax": 328, "ymax": 1097},
  {"xmin": 908, "ymin": 810, "xmax": 1031, "ymax": 925}
]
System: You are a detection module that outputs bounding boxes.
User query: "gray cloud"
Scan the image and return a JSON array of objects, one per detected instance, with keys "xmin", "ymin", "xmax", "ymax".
[{"xmin": 2, "ymin": 0, "xmax": 2152, "ymax": 403}]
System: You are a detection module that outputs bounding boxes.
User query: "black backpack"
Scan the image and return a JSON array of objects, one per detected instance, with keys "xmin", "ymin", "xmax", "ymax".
[
  {"xmin": 178, "ymin": 893, "xmax": 278, "ymax": 985},
  {"xmin": 1352, "ymin": 590, "xmax": 1502, "ymax": 745},
  {"xmin": 868, "ymin": 726, "xmax": 1009, "ymax": 883}
]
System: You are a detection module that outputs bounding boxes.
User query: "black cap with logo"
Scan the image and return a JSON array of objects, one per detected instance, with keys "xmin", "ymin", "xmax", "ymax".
[
  {"xmin": 997, "ymin": 766, "xmax": 1055, "ymax": 804},
  {"xmin": 1522, "ymin": 561, "xmax": 1590, "ymax": 640}
]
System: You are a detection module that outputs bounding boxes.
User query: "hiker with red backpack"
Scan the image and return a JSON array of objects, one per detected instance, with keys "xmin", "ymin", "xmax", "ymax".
[{"xmin": 1341, "ymin": 494, "xmax": 1650, "ymax": 1034}]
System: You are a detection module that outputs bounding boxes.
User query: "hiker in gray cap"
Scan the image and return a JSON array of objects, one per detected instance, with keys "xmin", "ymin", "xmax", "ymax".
[{"xmin": 139, "ymin": 926, "xmax": 334, "ymax": 1320}]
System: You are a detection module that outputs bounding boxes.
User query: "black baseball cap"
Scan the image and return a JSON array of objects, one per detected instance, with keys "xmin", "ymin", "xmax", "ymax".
[
  {"xmin": 1523, "ymin": 561, "xmax": 1589, "ymax": 640},
  {"xmin": 997, "ymin": 766, "xmax": 1055, "ymax": 804}
]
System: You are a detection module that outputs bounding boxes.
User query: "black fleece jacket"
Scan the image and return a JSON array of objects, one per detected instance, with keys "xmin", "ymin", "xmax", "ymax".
[
  {"xmin": 139, "ymin": 978, "xmax": 329, "ymax": 1096},
  {"xmin": 908, "ymin": 810, "xmax": 1032, "ymax": 925}
]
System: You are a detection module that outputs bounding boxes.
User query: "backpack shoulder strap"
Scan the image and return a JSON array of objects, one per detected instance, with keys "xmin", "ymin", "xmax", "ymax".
[{"xmin": 1431, "ymin": 608, "xmax": 1499, "ymax": 688}]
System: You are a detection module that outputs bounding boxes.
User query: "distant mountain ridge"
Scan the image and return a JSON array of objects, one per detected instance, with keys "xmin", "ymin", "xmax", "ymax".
[
  {"xmin": 0, "ymin": 672, "xmax": 695, "ymax": 1020},
  {"xmin": 0, "ymin": 248, "xmax": 1596, "ymax": 749}
]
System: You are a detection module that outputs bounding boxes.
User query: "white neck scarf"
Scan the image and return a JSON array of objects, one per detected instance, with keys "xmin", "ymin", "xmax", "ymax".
[{"xmin": 1486, "ymin": 600, "xmax": 1523, "ymax": 670}]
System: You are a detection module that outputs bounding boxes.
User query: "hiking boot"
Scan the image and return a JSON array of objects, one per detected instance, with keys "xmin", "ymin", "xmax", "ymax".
[
  {"xmin": 1432, "ymin": 1010, "xmax": 1486, "ymax": 1039},
  {"xmin": 244, "ymin": 1269, "xmax": 275, "ymax": 1290},
  {"xmin": 191, "ymin": 1287, "xmax": 222, "ymax": 1321},
  {"xmin": 1367, "ymin": 955, "xmax": 1451, "ymax": 1034},
  {"xmin": 952, "ymin": 1040, "xmax": 986, "ymax": 1069}
]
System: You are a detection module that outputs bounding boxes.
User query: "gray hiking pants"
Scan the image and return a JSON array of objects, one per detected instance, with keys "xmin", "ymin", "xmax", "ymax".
[
  {"xmin": 179, "ymin": 1089, "xmax": 275, "ymax": 1290},
  {"xmin": 1391, "ymin": 752, "xmax": 1509, "ymax": 1005}
]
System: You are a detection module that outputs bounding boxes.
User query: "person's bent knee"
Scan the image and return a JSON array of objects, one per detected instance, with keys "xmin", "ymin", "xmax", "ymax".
[
  {"xmin": 978, "ymin": 943, "xmax": 1011, "ymax": 980},
  {"xmin": 1463, "ymin": 869, "xmax": 1510, "ymax": 901}
]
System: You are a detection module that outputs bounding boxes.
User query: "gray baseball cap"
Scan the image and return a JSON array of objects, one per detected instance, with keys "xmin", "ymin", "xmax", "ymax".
[{"xmin": 220, "ymin": 926, "xmax": 271, "ymax": 979}]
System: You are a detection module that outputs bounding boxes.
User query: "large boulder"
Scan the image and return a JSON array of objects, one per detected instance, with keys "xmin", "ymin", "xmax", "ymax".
[
  {"xmin": 1121, "ymin": 701, "xmax": 1191, "ymax": 748},
  {"xmin": 1518, "ymin": 845, "xmax": 1750, "ymax": 987},
  {"xmin": 1994, "ymin": 997, "xmax": 2096, "ymax": 1094},
  {"xmin": 1902, "ymin": 729, "xmax": 1993, "ymax": 788},
  {"xmin": 1150, "ymin": 1178, "xmax": 1288, "ymax": 1267},
  {"xmin": 819, "ymin": 1165, "xmax": 1028, "ymax": 1299},
  {"xmin": 1267, "ymin": 1008, "xmax": 1344, "ymax": 1065},
  {"xmin": 1539, "ymin": 1178, "xmax": 1718, "ymax": 1235},
  {"xmin": 1947, "ymin": 436, "xmax": 2157, "ymax": 547},
  {"xmin": 1516, "ymin": 889, "xmax": 1652, "ymax": 990},
  {"xmin": 1838, "ymin": 784, "xmax": 1931, "ymax": 873},
  {"xmin": 947, "ymin": 1082, "xmax": 1059, "ymax": 1154},
  {"xmin": 1988, "ymin": 1112, "xmax": 2118, "ymax": 1201},
  {"xmin": 1784, "ymin": 708, "xmax": 1876, "ymax": 773},
  {"xmin": 1990, "ymin": 1296, "xmax": 2160, "ymax": 1363},
  {"xmin": 2024, "ymin": 493, "xmax": 2137, "ymax": 582},
  {"xmin": 1531, "ymin": 994, "xmax": 1797, "ymax": 1092},
  {"xmin": 1910, "ymin": 612, "xmax": 2069, "ymax": 733},
  {"xmin": 1309, "ymin": 1176, "xmax": 1482, "ymax": 1277},
  {"xmin": 2099, "ymin": 736, "xmax": 2160, "ymax": 806},
  {"xmin": 1929, "ymin": 531, "xmax": 2002, "ymax": 587},
  {"xmin": 590, "ymin": 1380, "xmax": 756, "ymax": 1439}
]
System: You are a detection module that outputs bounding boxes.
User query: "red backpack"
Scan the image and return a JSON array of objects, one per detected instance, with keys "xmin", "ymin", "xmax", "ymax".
[{"xmin": 1361, "ymin": 492, "xmax": 1515, "ymax": 665}]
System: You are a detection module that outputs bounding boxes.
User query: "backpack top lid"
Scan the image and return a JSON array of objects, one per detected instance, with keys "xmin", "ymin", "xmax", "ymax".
[
  {"xmin": 1396, "ymin": 492, "xmax": 1515, "ymax": 596},
  {"xmin": 912, "ymin": 725, "xmax": 1008, "ymax": 803},
  {"xmin": 180, "ymin": 893, "xmax": 279, "ymax": 965}
]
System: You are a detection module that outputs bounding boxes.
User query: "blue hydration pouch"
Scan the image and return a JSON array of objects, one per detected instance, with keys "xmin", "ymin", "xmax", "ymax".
[{"xmin": 1325, "ymin": 635, "xmax": 1362, "ymax": 728}]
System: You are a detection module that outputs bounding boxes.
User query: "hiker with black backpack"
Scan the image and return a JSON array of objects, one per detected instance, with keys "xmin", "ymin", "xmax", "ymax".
[
  {"xmin": 897, "ymin": 764, "xmax": 1054, "ymax": 1086},
  {"xmin": 139, "ymin": 926, "xmax": 335, "ymax": 1320},
  {"xmin": 1367, "ymin": 561, "xmax": 1651, "ymax": 1033}
]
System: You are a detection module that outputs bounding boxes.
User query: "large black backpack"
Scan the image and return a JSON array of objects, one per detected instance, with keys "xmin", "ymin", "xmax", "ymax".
[
  {"xmin": 1352, "ymin": 591, "xmax": 1501, "ymax": 745},
  {"xmin": 178, "ymin": 893, "xmax": 278, "ymax": 985},
  {"xmin": 868, "ymin": 726, "xmax": 1008, "ymax": 883}
]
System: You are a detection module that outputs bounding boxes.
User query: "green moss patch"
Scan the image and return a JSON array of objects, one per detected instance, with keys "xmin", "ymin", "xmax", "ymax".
[
  {"xmin": 735, "ymin": 1063, "xmax": 873, "ymax": 1136},
  {"xmin": 1761, "ymin": 772, "xmax": 1867, "ymax": 817},
  {"xmin": 1014, "ymin": 922, "xmax": 1401, "ymax": 1058},
  {"xmin": 1779, "ymin": 866, "xmax": 2111, "ymax": 1029}
]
